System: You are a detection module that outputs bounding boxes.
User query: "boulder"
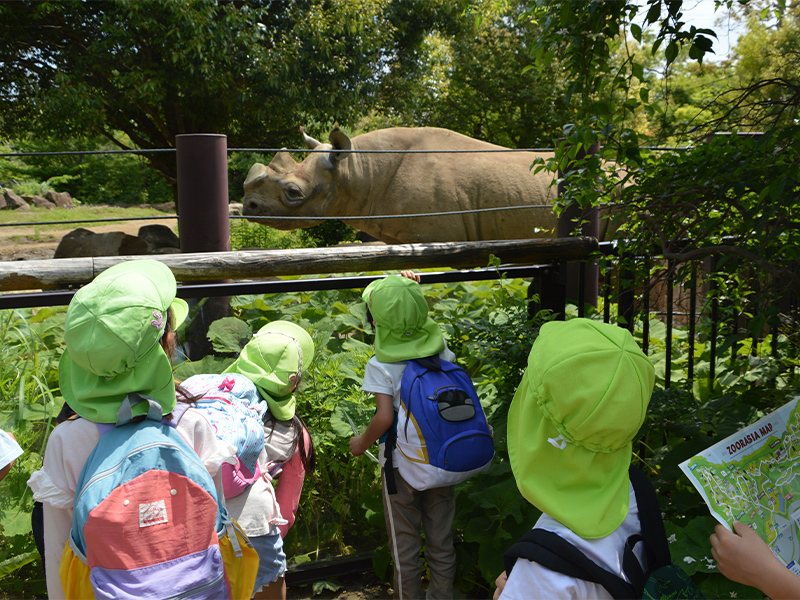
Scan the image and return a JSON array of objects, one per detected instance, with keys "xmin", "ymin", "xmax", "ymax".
[
  {"xmin": 2, "ymin": 189, "xmax": 31, "ymax": 211},
  {"xmin": 138, "ymin": 224, "xmax": 180, "ymax": 251},
  {"xmin": 45, "ymin": 190, "xmax": 74, "ymax": 209},
  {"xmin": 54, "ymin": 228, "xmax": 149, "ymax": 258},
  {"xmin": 27, "ymin": 195, "xmax": 57, "ymax": 210},
  {"xmin": 149, "ymin": 202, "xmax": 176, "ymax": 213}
]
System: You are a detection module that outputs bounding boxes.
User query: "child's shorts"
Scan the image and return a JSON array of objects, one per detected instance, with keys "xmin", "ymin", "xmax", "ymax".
[{"xmin": 250, "ymin": 532, "xmax": 287, "ymax": 595}]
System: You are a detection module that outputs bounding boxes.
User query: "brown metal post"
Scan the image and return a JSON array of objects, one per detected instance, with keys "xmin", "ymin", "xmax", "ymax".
[
  {"xmin": 175, "ymin": 133, "xmax": 231, "ymax": 360},
  {"xmin": 176, "ymin": 134, "xmax": 231, "ymax": 253},
  {"xmin": 557, "ymin": 141, "xmax": 600, "ymax": 308}
]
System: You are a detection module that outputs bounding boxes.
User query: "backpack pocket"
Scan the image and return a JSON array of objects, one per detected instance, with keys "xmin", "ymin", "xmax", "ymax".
[
  {"xmin": 434, "ymin": 387, "xmax": 476, "ymax": 422},
  {"xmin": 440, "ymin": 430, "xmax": 494, "ymax": 473}
]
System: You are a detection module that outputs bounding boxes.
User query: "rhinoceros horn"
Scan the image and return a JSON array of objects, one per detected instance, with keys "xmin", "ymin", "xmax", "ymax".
[
  {"xmin": 268, "ymin": 149, "xmax": 299, "ymax": 174},
  {"xmin": 300, "ymin": 126, "xmax": 321, "ymax": 149}
]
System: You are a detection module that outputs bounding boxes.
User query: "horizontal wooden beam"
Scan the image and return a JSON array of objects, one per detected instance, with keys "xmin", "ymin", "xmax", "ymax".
[{"xmin": 0, "ymin": 237, "xmax": 598, "ymax": 292}]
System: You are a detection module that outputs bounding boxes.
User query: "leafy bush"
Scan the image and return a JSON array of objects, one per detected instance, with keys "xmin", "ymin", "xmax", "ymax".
[{"xmin": 0, "ymin": 307, "xmax": 66, "ymax": 599}]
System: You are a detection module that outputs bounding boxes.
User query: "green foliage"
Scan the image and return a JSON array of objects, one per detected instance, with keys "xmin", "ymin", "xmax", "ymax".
[
  {"xmin": 0, "ymin": 308, "xmax": 66, "ymax": 599},
  {"xmin": 229, "ymin": 220, "xmax": 306, "ymax": 251},
  {"xmin": 2, "ymin": 272, "xmax": 800, "ymax": 597},
  {"xmin": 0, "ymin": 0, "xmax": 469, "ymax": 201},
  {"xmin": 1, "ymin": 134, "xmax": 173, "ymax": 206}
]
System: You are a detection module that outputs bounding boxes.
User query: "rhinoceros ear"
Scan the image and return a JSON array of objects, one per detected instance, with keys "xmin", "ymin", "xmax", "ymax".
[
  {"xmin": 268, "ymin": 149, "xmax": 299, "ymax": 174},
  {"xmin": 328, "ymin": 125, "xmax": 351, "ymax": 165}
]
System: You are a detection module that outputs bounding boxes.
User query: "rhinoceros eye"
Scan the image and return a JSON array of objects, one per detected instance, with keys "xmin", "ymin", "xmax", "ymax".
[{"xmin": 284, "ymin": 184, "xmax": 305, "ymax": 205}]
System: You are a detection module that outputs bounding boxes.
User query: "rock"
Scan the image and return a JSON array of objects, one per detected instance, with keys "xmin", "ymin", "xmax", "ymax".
[
  {"xmin": 149, "ymin": 202, "xmax": 176, "ymax": 213},
  {"xmin": 45, "ymin": 190, "xmax": 74, "ymax": 209},
  {"xmin": 54, "ymin": 228, "xmax": 149, "ymax": 258},
  {"xmin": 28, "ymin": 195, "xmax": 57, "ymax": 210},
  {"xmin": 2, "ymin": 189, "xmax": 31, "ymax": 211},
  {"xmin": 138, "ymin": 224, "xmax": 180, "ymax": 251}
]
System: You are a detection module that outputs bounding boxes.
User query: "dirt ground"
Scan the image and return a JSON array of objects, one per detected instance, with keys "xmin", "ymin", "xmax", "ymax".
[
  {"xmin": 0, "ymin": 218, "xmax": 177, "ymax": 261},
  {"xmin": 287, "ymin": 572, "xmax": 393, "ymax": 600}
]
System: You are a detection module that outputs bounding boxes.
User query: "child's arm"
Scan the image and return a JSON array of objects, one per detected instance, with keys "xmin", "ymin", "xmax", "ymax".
[
  {"xmin": 349, "ymin": 393, "xmax": 394, "ymax": 456},
  {"xmin": 710, "ymin": 521, "xmax": 800, "ymax": 600}
]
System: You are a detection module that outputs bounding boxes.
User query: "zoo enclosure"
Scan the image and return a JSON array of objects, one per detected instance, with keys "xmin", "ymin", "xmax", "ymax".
[{"xmin": 1, "ymin": 135, "xmax": 793, "ymax": 389}]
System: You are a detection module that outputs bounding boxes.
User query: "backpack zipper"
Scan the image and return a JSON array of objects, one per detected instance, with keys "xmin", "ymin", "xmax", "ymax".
[
  {"xmin": 164, "ymin": 569, "xmax": 226, "ymax": 600},
  {"xmin": 76, "ymin": 439, "xmax": 192, "ymax": 504}
]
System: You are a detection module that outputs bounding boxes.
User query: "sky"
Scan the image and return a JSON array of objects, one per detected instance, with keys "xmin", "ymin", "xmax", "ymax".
[{"xmin": 672, "ymin": 0, "xmax": 748, "ymax": 61}]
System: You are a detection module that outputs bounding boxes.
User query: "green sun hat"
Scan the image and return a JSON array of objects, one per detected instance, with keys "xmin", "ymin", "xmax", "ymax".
[
  {"xmin": 363, "ymin": 276, "xmax": 444, "ymax": 363},
  {"xmin": 59, "ymin": 260, "xmax": 187, "ymax": 423},
  {"xmin": 224, "ymin": 321, "xmax": 315, "ymax": 421},
  {"xmin": 508, "ymin": 318, "xmax": 655, "ymax": 539}
]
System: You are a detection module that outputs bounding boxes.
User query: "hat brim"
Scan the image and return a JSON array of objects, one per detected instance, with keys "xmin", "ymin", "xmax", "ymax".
[
  {"xmin": 170, "ymin": 297, "xmax": 189, "ymax": 329},
  {"xmin": 508, "ymin": 373, "xmax": 632, "ymax": 539},
  {"xmin": 59, "ymin": 342, "xmax": 177, "ymax": 423},
  {"xmin": 374, "ymin": 317, "xmax": 445, "ymax": 363}
]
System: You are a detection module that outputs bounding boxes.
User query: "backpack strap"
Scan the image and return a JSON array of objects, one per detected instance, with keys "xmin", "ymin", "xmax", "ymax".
[
  {"xmin": 628, "ymin": 465, "xmax": 671, "ymax": 567},
  {"xmin": 615, "ymin": 465, "xmax": 671, "ymax": 597},
  {"xmin": 414, "ymin": 354, "xmax": 442, "ymax": 372},
  {"xmin": 503, "ymin": 529, "xmax": 635, "ymax": 600},
  {"xmin": 383, "ymin": 430, "xmax": 397, "ymax": 495},
  {"xmin": 116, "ymin": 393, "xmax": 163, "ymax": 426}
]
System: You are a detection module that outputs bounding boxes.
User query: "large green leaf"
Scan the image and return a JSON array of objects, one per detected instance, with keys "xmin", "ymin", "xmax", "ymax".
[{"xmin": 207, "ymin": 317, "xmax": 252, "ymax": 354}]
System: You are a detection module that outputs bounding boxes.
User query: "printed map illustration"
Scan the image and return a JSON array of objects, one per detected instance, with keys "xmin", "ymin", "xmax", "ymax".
[{"xmin": 680, "ymin": 397, "xmax": 800, "ymax": 575}]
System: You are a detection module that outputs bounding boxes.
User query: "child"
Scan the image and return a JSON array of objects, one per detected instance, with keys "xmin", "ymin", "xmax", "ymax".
[
  {"xmin": 0, "ymin": 430, "xmax": 22, "ymax": 482},
  {"xmin": 710, "ymin": 521, "xmax": 800, "ymax": 599},
  {"xmin": 349, "ymin": 272, "xmax": 457, "ymax": 600},
  {"xmin": 498, "ymin": 318, "xmax": 655, "ymax": 600},
  {"xmin": 27, "ymin": 259, "xmax": 235, "ymax": 600},
  {"xmin": 185, "ymin": 320, "xmax": 316, "ymax": 600}
]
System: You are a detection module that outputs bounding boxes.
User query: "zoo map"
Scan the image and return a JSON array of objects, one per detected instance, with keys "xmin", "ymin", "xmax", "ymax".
[{"xmin": 680, "ymin": 397, "xmax": 800, "ymax": 575}]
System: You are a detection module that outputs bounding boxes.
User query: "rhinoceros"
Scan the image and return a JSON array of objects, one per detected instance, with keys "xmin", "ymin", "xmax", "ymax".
[{"xmin": 242, "ymin": 126, "xmax": 560, "ymax": 244}]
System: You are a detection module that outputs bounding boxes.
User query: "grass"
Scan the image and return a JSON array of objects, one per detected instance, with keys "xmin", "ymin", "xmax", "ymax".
[
  {"xmin": 0, "ymin": 206, "xmax": 174, "ymax": 232},
  {"xmin": 0, "ymin": 205, "xmax": 311, "ymax": 251}
]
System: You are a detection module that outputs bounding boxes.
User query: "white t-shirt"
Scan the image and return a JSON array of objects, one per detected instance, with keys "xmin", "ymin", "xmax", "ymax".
[
  {"xmin": 27, "ymin": 409, "xmax": 234, "ymax": 600},
  {"xmin": 500, "ymin": 484, "xmax": 643, "ymax": 600},
  {"xmin": 361, "ymin": 342, "xmax": 455, "ymax": 467}
]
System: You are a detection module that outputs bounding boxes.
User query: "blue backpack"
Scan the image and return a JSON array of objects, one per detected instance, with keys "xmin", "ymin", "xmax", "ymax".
[
  {"xmin": 60, "ymin": 394, "xmax": 258, "ymax": 600},
  {"xmin": 388, "ymin": 355, "xmax": 494, "ymax": 491}
]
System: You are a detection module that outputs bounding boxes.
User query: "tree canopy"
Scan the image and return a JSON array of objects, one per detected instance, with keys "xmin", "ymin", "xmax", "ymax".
[{"xmin": 0, "ymin": 0, "xmax": 465, "ymax": 200}]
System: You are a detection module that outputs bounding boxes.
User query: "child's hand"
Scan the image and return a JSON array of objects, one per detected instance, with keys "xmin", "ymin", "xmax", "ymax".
[
  {"xmin": 493, "ymin": 571, "xmax": 508, "ymax": 600},
  {"xmin": 349, "ymin": 436, "xmax": 365, "ymax": 456},
  {"xmin": 710, "ymin": 521, "xmax": 800, "ymax": 598},
  {"xmin": 400, "ymin": 271, "xmax": 420, "ymax": 283}
]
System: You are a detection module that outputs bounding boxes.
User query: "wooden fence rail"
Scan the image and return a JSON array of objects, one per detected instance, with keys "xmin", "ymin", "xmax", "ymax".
[{"xmin": 0, "ymin": 237, "xmax": 597, "ymax": 292}]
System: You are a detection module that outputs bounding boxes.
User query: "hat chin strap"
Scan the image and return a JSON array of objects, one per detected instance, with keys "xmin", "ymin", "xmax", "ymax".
[{"xmin": 547, "ymin": 434, "xmax": 569, "ymax": 450}]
